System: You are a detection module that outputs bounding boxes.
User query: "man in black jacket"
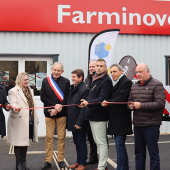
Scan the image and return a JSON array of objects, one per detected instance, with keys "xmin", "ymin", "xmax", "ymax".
[
  {"xmin": 40, "ymin": 62, "xmax": 70, "ymax": 170},
  {"xmin": 67, "ymin": 69, "xmax": 89, "ymax": 170},
  {"xmin": 102, "ymin": 63, "xmax": 133, "ymax": 170},
  {"xmin": 80, "ymin": 59, "xmax": 112, "ymax": 170},
  {"xmin": 84, "ymin": 60, "xmax": 98, "ymax": 165},
  {"xmin": 0, "ymin": 84, "xmax": 11, "ymax": 139}
]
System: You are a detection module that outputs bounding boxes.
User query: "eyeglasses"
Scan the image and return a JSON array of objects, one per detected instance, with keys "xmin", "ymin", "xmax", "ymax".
[{"xmin": 23, "ymin": 79, "xmax": 29, "ymax": 82}]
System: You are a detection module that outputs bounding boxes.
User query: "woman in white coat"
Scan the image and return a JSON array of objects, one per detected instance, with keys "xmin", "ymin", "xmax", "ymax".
[{"xmin": 7, "ymin": 72, "xmax": 38, "ymax": 170}]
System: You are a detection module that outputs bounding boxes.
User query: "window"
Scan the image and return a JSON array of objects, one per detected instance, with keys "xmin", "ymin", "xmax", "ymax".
[
  {"xmin": 25, "ymin": 61, "xmax": 47, "ymax": 96},
  {"xmin": 0, "ymin": 56, "xmax": 53, "ymax": 96},
  {"xmin": 0, "ymin": 61, "xmax": 18, "ymax": 95}
]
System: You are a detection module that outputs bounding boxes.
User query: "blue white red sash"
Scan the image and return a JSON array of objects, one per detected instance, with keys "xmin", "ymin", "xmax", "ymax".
[{"xmin": 47, "ymin": 75, "xmax": 65, "ymax": 102}]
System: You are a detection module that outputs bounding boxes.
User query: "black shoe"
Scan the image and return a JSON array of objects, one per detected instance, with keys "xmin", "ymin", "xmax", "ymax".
[
  {"xmin": 86, "ymin": 158, "xmax": 98, "ymax": 165},
  {"xmin": 21, "ymin": 158, "xmax": 29, "ymax": 170},
  {"xmin": 16, "ymin": 160, "xmax": 24, "ymax": 170},
  {"xmin": 58, "ymin": 161, "xmax": 67, "ymax": 169},
  {"xmin": 42, "ymin": 162, "xmax": 51, "ymax": 170}
]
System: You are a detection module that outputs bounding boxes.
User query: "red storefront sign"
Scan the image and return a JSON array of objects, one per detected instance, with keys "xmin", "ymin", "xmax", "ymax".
[{"xmin": 0, "ymin": 0, "xmax": 170, "ymax": 35}]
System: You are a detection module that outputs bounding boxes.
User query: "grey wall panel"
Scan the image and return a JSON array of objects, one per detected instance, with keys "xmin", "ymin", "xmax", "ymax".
[
  {"xmin": 0, "ymin": 31, "xmax": 170, "ymax": 132},
  {"xmin": 0, "ymin": 32, "xmax": 170, "ymax": 83}
]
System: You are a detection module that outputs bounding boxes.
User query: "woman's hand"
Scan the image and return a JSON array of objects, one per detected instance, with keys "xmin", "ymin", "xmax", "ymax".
[{"xmin": 15, "ymin": 107, "xmax": 21, "ymax": 113}]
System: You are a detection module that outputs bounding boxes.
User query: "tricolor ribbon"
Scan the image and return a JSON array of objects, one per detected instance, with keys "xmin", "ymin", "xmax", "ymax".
[{"xmin": 47, "ymin": 75, "xmax": 65, "ymax": 102}]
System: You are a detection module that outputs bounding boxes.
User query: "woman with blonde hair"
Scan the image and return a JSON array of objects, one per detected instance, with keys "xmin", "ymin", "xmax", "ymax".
[{"xmin": 7, "ymin": 72, "xmax": 38, "ymax": 170}]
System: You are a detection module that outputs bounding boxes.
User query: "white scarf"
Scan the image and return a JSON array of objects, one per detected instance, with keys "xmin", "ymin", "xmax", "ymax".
[{"xmin": 113, "ymin": 74, "xmax": 124, "ymax": 86}]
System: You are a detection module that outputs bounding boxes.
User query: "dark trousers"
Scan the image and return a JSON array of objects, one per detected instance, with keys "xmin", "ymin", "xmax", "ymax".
[
  {"xmin": 72, "ymin": 131, "xmax": 87, "ymax": 165},
  {"xmin": 87, "ymin": 128, "xmax": 98, "ymax": 160},
  {"xmin": 134, "ymin": 125, "xmax": 160, "ymax": 170},
  {"xmin": 115, "ymin": 135, "xmax": 129, "ymax": 170}
]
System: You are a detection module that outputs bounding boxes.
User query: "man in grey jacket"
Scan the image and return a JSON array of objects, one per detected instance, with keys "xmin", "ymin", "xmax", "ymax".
[{"xmin": 128, "ymin": 63, "xmax": 166, "ymax": 170}]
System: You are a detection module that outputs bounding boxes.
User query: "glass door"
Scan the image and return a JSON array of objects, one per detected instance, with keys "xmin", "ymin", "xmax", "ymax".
[
  {"xmin": 0, "ymin": 56, "xmax": 53, "ymax": 96},
  {"xmin": 23, "ymin": 56, "xmax": 53, "ymax": 96}
]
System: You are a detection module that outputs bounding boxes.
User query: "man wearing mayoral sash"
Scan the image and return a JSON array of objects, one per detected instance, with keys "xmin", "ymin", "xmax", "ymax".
[{"xmin": 41, "ymin": 62, "xmax": 70, "ymax": 170}]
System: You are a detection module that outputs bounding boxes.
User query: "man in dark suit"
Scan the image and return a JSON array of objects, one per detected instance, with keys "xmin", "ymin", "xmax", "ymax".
[
  {"xmin": 67, "ymin": 69, "xmax": 89, "ymax": 170},
  {"xmin": 102, "ymin": 63, "xmax": 133, "ymax": 170}
]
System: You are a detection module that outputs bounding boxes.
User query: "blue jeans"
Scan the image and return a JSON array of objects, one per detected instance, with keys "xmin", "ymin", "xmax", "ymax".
[
  {"xmin": 134, "ymin": 126, "xmax": 160, "ymax": 170},
  {"xmin": 114, "ymin": 135, "xmax": 129, "ymax": 170},
  {"xmin": 72, "ymin": 131, "xmax": 87, "ymax": 165}
]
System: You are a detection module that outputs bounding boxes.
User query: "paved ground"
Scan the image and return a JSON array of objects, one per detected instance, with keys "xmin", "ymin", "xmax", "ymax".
[{"xmin": 1, "ymin": 135, "xmax": 170, "ymax": 170}]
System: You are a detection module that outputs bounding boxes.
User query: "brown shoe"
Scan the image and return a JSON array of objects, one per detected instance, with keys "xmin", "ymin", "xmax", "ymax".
[
  {"xmin": 75, "ymin": 165, "xmax": 87, "ymax": 170},
  {"xmin": 68, "ymin": 163, "xmax": 79, "ymax": 169}
]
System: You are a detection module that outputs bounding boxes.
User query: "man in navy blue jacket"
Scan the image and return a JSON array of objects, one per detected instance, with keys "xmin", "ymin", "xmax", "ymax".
[
  {"xmin": 67, "ymin": 69, "xmax": 89, "ymax": 170},
  {"xmin": 80, "ymin": 59, "xmax": 112, "ymax": 170}
]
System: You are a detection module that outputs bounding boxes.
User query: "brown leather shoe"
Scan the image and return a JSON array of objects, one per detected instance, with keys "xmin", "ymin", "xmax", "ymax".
[
  {"xmin": 75, "ymin": 165, "xmax": 87, "ymax": 170},
  {"xmin": 68, "ymin": 163, "xmax": 79, "ymax": 169}
]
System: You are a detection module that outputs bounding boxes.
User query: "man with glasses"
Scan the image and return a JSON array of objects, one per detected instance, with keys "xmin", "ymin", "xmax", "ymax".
[{"xmin": 41, "ymin": 62, "xmax": 70, "ymax": 170}]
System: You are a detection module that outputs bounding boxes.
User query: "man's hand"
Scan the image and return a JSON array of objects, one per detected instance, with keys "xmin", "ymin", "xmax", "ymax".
[
  {"xmin": 55, "ymin": 104, "xmax": 62, "ymax": 113},
  {"xmin": 6, "ymin": 104, "xmax": 12, "ymax": 111},
  {"xmin": 101, "ymin": 100, "xmax": 108, "ymax": 107},
  {"xmin": 49, "ymin": 109, "xmax": 58, "ymax": 116},
  {"xmin": 133, "ymin": 102, "xmax": 141, "ymax": 109},
  {"xmin": 79, "ymin": 99, "xmax": 88, "ymax": 108},
  {"xmin": 74, "ymin": 125, "xmax": 82, "ymax": 129},
  {"xmin": 128, "ymin": 102, "xmax": 134, "ymax": 110}
]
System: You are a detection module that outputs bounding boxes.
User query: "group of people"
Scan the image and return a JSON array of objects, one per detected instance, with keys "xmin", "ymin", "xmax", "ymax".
[{"xmin": 0, "ymin": 58, "xmax": 166, "ymax": 170}]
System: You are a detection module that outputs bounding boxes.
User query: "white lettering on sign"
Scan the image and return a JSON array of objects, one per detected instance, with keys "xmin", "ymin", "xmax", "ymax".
[
  {"xmin": 98, "ymin": 12, "xmax": 120, "ymax": 24},
  {"xmin": 58, "ymin": 5, "xmax": 71, "ymax": 23},
  {"xmin": 87, "ymin": 11, "xmax": 97, "ymax": 24},
  {"xmin": 123, "ymin": 66, "xmax": 129, "ymax": 75},
  {"xmin": 143, "ymin": 14, "xmax": 156, "ymax": 26},
  {"xmin": 57, "ymin": 5, "xmax": 170, "ymax": 26},
  {"xmin": 122, "ymin": 7, "xmax": 126, "ymax": 25},
  {"xmin": 168, "ymin": 16, "xmax": 170, "ymax": 24},
  {"xmin": 129, "ymin": 13, "xmax": 141, "ymax": 25},
  {"xmin": 72, "ymin": 11, "xmax": 85, "ymax": 23},
  {"xmin": 155, "ymin": 14, "xmax": 167, "ymax": 26}
]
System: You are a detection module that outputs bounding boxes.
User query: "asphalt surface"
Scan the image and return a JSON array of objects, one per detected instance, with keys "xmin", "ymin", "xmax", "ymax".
[{"xmin": 1, "ymin": 135, "xmax": 170, "ymax": 170}]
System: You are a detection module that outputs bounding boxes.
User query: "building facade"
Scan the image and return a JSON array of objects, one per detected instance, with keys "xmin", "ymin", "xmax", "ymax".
[{"xmin": 1, "ymin": 0, "xmax": 170, "ymax": 135}]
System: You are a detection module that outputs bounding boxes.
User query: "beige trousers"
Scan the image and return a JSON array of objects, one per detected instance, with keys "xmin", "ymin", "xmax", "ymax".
[
  {"xmin": 89, "ymin": 121, "xmax": 108, "ymax": 170},
  {"xmin": 45, "ymin": 116, "xmax": 66, "ymax": 163}
]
